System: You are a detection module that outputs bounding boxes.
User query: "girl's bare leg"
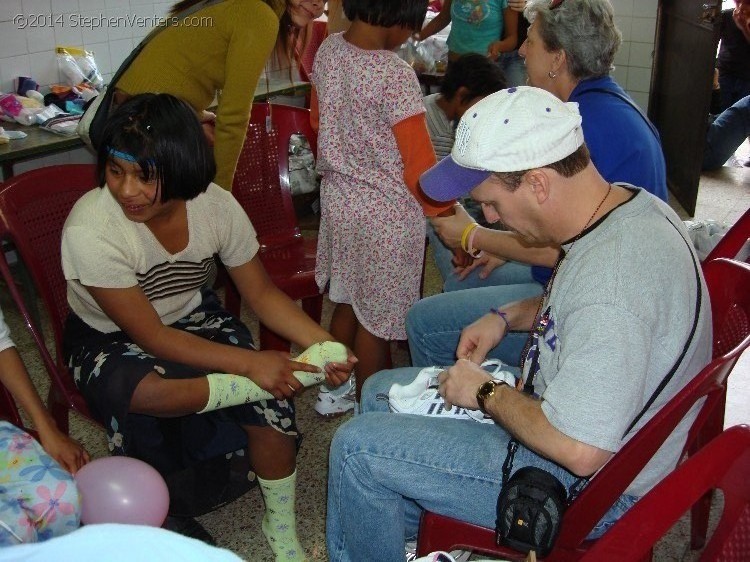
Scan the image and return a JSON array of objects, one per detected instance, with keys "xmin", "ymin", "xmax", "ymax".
[{"xmin": 352, "ymin": 323, "xmax": 391, "ymax": 400}]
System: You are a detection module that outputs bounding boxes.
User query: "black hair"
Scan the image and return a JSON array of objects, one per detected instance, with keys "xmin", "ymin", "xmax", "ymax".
[
  {"xmin": 493, "ymin": 144, "xmax": 591, "ymax": 191},
  {"xmin": 96, "ymin": 93, "xmax": 216, "ymax": 202},
  {"xmin": 343, "ymin": 0, "xmax": 428, "ymax": 31},
  {"xmin": 440, "ymin": 53, "xmax": 507, "ymax": 103}
]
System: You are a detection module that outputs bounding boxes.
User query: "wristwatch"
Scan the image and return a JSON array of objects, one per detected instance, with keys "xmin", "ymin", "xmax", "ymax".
[{"xmin": 476, "ymin": 380, "xmax": 508, "ymax": 414}]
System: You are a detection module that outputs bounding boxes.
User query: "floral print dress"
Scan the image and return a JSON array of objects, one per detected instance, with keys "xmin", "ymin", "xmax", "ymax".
[{"xmin": 313, "ymin": 33, "xmax": 427, "ymax": 340}]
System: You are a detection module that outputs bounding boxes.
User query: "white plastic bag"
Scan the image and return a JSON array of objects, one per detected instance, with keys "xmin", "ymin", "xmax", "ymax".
[
  {"xmin": 56, "ymin": 46, "xmax": 104, "ymax": 90},
  {"xmin": 684, "ymin": 219, "xmax": 729, "ymax": 261}
]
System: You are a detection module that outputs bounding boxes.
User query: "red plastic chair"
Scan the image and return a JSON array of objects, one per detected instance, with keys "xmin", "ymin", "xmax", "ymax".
[
  {"xmin": 230, "ymin": 116, "xmax": 322, "ymax": 351},
  {"xmin": 580, "ymin": 424, "xmax": 750, "ymax": 562},
  {"xmin": 416, "ymin": 258, "xmax": 750, "ymax": 561},
  {"xmin": 703, "ymin": 207, "xmax": 750, "ymax": 264},
  {"xmin": 0, "ymin": 164, "xmax": 99, "ymax": 434}
]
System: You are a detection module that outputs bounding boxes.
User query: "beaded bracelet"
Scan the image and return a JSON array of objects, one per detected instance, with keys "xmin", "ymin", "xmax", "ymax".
[
  {"xmin": 467, "ymin": 223, "xmax": 483, "ymax": 259},
  {"xmin": 460, "ymin": 222, "xmax": 479, "ymax": 254},
  {"xmin": 490, "ymin": 308, "xmax": 510, "ymax": 330}
]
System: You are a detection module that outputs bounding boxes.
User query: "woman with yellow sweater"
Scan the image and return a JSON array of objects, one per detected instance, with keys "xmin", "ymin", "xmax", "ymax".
[{"xmin": 117, "ymin": 0, "xmax": 324, "ymax": 190}]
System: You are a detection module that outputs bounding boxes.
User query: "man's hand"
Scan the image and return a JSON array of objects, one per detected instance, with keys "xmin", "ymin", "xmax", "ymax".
[
  {"xmin": 454, "ymin": 253, "xmax": 507, "ymax": 281},
  {"xmin": 456, "ymin": 312, "xmax": 509, "ymax": 364},
  {"xmin": 430, "ymin": 204, "xmax": 475, "ymax": 250},
  {"xmin": 438, "ymin": 358, "xmax": 492, "ymax": 410}
]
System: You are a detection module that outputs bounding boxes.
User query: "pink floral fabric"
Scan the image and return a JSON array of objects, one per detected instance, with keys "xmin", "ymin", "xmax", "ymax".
[
  {"xmin": 313, "ymin": 33, "xmax": 427, "ymax": 340},
  {"xmin": 0, "ymin": 422, "xmax": 80, "ymax": 545}
]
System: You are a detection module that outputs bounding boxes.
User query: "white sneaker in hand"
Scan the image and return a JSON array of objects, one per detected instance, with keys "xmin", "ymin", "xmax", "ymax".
[{"xmin": 387, "ymin": 360, "xmax": 516, "ymax": 423}]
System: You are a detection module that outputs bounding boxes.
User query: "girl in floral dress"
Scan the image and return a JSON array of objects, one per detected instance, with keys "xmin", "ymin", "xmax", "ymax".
[
  {"xmin": 312, "ymin": 0, "xmax": 457, "ymax": 404},
  {"xmin": 0, "ymin": 304, "xmax": 87, "ymax": 545}
]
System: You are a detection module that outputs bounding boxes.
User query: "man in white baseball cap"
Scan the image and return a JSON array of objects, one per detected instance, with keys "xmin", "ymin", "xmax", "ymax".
[{"xmin": 325, "ymin": 86, "xmax": 712, "ymax": 561}]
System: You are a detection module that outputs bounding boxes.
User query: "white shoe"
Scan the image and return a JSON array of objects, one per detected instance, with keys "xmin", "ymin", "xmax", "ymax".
[
  {"xmin": 388, "ymin": 360, "xmax": 515, "ymax": 423},
  {"xmin": 314, "ymin": 376, "xmax": 356, "ymax": 417}
]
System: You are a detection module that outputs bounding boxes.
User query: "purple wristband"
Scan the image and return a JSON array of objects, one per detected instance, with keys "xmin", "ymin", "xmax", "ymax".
[{"xmin": 490, "ymin": 308, "xmax": 509, "ymax": 330}]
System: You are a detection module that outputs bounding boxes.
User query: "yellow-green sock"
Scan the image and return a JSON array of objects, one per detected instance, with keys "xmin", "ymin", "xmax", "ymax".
[{"xmin": 258, "ymin": 471, "xmax": 305, "ymax": 562}]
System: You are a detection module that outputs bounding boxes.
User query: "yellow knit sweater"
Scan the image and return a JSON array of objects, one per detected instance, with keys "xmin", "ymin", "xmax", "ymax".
[{"xmin": 117, "ymin": 0, "xmax": 281, "ymax": 190}]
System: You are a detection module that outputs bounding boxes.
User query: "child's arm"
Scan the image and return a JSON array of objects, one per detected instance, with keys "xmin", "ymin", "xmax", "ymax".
[
  {"xmin": 0, "ymin": 313, "xmax": 89, "ymax": 473},
  {"xmin": 393, "ymin": 113, "xmax": 455, "ymax": 217},
  {"xmin": 487, "ymin": 8, "xmax": 520, "ymax": 60},
  {"xmin": 415, "ymin": 0, "xmax": 452, "ymax": 41}
]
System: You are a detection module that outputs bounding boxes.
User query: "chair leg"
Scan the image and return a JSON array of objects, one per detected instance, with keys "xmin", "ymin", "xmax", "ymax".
[
  {"xmin": 259, "ymin": 324, "xmax": 292, "ymax": 352},
  {"xmin": 689, "ymin": 392, "xmax": 726, "ymax": 549},
  {"xmin": 301, "ymin": 294, "xmax": 323, "ymax": 323},
  {"xmin": 47, "ymin": 386, "xmax": 70, "ymax": 435}
]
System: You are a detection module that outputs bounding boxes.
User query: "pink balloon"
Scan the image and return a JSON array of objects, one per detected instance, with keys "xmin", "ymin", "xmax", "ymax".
[{"xmin": 75, "ymin": 456, "xmax": 170, "ymax": 527}]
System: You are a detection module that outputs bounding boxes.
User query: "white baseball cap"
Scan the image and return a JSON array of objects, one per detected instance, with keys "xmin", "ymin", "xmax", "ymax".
[{"xmin": 421, "ymin": 86, "xmax": 585, "ymax": 201}]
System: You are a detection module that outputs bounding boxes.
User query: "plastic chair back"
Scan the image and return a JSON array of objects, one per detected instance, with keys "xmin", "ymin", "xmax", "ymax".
[
  {"xmin": 417, "ymin": 258, "xmax": 750, "ymax": 560},
  {"xmin": 580, "ymin": 425, "xmax": 750, "ymax": 562},
  {"xmin": 704, "ymin": 208, "xmax": 750, "ymax": 264},
  {"xmin": 229, "ymin": 121, "xmax": 322, "ymax": 350},
  {"xmin": 232, "ymin": 121, "xmax": 300, "ymax": 249},
  {"xmin": 0, "ymin": 164, "xmax": 98, "ymax": 432}
]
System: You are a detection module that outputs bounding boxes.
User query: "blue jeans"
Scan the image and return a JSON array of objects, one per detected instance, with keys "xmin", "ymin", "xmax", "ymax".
[
  {"xmin": 703, "ymin": 94, "xmax": 750, "ymax": 170},
  {"xmin": 326, "ymin": 368, "xmax": 580, "ymax": 562},
  {"xmin": 497, "ymin": 50, "xmax": 527, "ymax": 88},
  {"xmin": 325, "ymin": 368, "xmax": 638, "ymax": 561},
  {"xmin": 719, "ymin": 74, "xmax": 750, "ymax": 113},
  {"xmin": 406, "ymin": 282, "xmax": 543, "ymax": 367}
]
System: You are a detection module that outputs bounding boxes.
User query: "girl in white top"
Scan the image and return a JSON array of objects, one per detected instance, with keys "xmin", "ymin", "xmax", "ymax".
[{"xmin": 61, "ymin": 93, "xmax": 354, "ymax": 561}]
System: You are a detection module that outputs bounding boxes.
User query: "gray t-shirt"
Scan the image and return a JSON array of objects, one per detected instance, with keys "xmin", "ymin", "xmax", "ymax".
[
  {"xmin": 523, "ymin": 188, "xmax": 712, "ymax": 497},
  {"xmin": 423, "ymin": 93, "xmax": 454, "ymax": 161}
]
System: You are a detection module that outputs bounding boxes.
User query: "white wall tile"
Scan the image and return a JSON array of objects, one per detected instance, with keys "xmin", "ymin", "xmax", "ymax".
[
  {"xmin": 105, "ymin": 0, "xmax": 128, "ymax": 9},
  {"xmin": 626, "ymin": 65, "xmax": 653, "ymax": 92},
  {"xmin": 84, "ymin": 41, "xmax": 112, "ymax": 76},
  {"xmin": 108, "ymin": 37, "xmax": 134, "ymax": 71},
  {"xmin": 614, "ymin": 40, "xmax": 631, "ymax": 67},
  {"xmin": 49, "ymin": 0, "xmax": 78, "ymax": 15},
  {"xmin": 615, "ymin": 15, "xmax": 632, "ymax": 42},
  {"xmin": 611, "ymin": 64, "xmax": 629, "ymax": 87},
  {"xmin": 78, "ymin": 0, "xmax": 104, "ymax": 12},
  {"xmin": 0, "ymin": 1, "xmax": 24, "ymax": 22},
  {"xmin": 25, "ymin": 23, "xmax": 56, "ymax": 53},
  {"xmin": 629, "ymin": 90, "xmax": 650, "ymax": 112},
  {"xmin": 78, "ymin": 11, "xmax": 111, "ymax": 44},
  {"xmin": 28, "ymin": 49, "xmax": 60, "ymax": 87},
  {"xmin": 629, "ymin": 42, "xmax": 654, "ymax": 69},
  {"xmin": 632, "ymin": 0, "xmax": 658, "ymax": 18},
  {"xmin": 609, "ymin": 0, "xmax": 634, "ymax": 17},
  {"xmin": 0, "ymin": 54, "xmax": 32, "ymax": 94},
  {"xmin": 22, "ymin": 0, "xmax": 51, "ymax": 16},
  {"xmin": 130, "ymin": 3, "xmax": 158, "ymax": 40},
  {"xmin": 106, "ymin": 8, "xmax": 134, "ymax": 41},
  {"xmin": 630, "ymin": 16, "xmax": 657, "ymax": 44},
  {"xmin": 53, "ymin": 15, "xmax": 83, "ymax": 47},
  {"xmin": 0, "ymin": 21, "xmax": 30, "ymax": 56}
]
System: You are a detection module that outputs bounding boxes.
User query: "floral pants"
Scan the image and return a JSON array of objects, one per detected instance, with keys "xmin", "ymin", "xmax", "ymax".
[{"xmin": 0, "ymin": 422, "xmax": 80, "ymax": 545}]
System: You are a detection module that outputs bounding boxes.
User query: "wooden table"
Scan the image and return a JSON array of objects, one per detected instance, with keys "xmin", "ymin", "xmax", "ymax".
[{"xmin": 0, "ymin": 78, "xmax": 311, "ymax": 179}]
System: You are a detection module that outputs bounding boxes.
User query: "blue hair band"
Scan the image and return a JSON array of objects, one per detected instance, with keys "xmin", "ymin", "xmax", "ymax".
[{"xmin": 107, "ymin": 147, "xmax": 139, "ymax": 162}]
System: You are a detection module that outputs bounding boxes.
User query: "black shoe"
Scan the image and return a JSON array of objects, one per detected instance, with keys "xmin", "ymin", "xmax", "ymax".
[{"xmin": 163, "ymin": 515, "xmax": 216, "ymax": 546}]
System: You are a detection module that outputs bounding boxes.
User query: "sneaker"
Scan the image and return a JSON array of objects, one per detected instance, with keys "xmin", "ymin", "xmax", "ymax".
[
  {"xmin": 387, "ymin": 360, "xmax": 516, "ymax": 423},
  {"xmin": 314, "ymin": 376, "xmax": 356, "ymax": 417}
]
